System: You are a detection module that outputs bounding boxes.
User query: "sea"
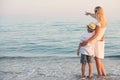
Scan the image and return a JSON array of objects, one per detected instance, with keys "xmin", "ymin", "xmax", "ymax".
[
  {"xmin": 0, "ymin": 18, "xmax": 120, "ymax": 58},
  {"xmin": 0, "ymin": 18, "xmax": 120, "ymax": 80}
]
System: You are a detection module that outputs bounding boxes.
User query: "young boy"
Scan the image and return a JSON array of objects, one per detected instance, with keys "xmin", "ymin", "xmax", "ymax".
[{"xmin": 77, "ymin": 22, "xmax": 96, "ymax": 79}]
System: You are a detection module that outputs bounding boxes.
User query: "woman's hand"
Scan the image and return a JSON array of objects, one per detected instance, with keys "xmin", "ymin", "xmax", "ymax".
[
  {"xmin": 85, "ymin": 12, "xmax": 91, "ymax": 15},
  {"xmin": 81, "ymin": 41, "xmax": 88, "ymax": 46},
  {"xmin": 99, "ymin": 35, "xmax": 105, "ymax": 41}
]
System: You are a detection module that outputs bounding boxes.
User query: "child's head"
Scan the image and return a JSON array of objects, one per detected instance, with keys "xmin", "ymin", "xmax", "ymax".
[{"xmin": 87, "ymin": 22, "xmax": 96, "ymax": 33}]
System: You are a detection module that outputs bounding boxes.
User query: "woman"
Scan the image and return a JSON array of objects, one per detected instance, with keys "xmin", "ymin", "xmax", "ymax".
[{"xmin": 82, "ymin": 6, "xmax": 107, "ymax": 78}]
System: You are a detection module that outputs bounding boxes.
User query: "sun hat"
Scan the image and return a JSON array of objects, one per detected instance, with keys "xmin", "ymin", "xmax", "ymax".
[{"xmin": 87, "ymin": 22, "xmax": 96, "ymax": 30}]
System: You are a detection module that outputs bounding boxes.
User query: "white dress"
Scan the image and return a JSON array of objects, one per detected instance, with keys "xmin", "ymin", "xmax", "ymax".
[{"xmin": 95, "ymin": 23, "xmax": 106, "ymax": 59}]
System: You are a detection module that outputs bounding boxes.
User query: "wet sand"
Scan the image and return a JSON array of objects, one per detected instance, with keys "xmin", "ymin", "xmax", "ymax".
[{"xmin": 0, "ymin": 56, "xmax": 120, "ymax": 80}]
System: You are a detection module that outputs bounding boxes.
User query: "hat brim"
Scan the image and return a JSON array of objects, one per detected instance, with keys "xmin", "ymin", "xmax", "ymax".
[{"xmin": 87, "ymin": 25, "xmax": 96, "ymax": 30}]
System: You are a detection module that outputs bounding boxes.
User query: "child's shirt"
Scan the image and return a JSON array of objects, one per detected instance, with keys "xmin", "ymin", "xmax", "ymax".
[{"xmin": 79, "ymin": 31, "xmax": 96, "ymax": 56}]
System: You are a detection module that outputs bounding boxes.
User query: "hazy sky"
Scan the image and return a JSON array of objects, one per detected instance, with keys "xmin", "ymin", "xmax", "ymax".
[{"xmin": 0, "ymin": 0, "xmax": 120, "ymax": 20}]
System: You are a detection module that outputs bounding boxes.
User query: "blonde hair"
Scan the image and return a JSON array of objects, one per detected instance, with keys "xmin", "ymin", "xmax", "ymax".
[{"xmin": 95, "ymin": 6, "xmax": 107, "ymax": 27}]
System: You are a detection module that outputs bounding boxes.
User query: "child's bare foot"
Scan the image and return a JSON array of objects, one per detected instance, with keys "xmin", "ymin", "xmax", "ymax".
[{"xmin": 81, "ymin": 75, "xmax": 85, "ymax": 80}]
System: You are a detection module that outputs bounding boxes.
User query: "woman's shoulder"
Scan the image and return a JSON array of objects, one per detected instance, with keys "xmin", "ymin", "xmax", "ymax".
[
  {"xmin": 96, "ymin": 22, "xmax": 101, "ymax": 27},
  {"xmin": 96, "ymin": 22, "xmax": 106, "ymax": 28}
]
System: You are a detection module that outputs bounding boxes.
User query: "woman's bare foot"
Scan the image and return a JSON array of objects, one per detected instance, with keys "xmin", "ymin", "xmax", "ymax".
[
  {"xmin": 87, "ymin": 75, "xmax": 92, "ymax": 78},
  {"xmin": 97, "ymin": 75, "xmax": 102, "ymax": 78}
]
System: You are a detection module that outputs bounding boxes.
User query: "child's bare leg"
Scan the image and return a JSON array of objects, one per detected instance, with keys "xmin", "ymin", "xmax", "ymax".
[
  {"xmin": 88, "ymin": 63, "xmax": 92, "ymax": 77},
  {"xmin": 81, "ymin": 63, "xmax": 86, "ymax": 77}
]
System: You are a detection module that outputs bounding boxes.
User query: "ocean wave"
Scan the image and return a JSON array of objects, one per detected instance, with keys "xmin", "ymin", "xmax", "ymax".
[
  {"xmin": 0, "ymin": 54, "xmax": 120, "ymax": 60},
  {"xmin": 105, "ymin": 55, "xmax": 120, "ymax": 58}
]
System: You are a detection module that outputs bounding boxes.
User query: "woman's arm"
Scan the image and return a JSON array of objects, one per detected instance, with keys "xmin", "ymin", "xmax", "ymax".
[
  {"xmin": 87, "ymin": 26, "xmax": 100, "ymax": 43},
  {"xmin": 81, "ymin": 26, "xmax": 100, "ymax": 46},
  {"xmin": 85, "ymin": 12, "xmax": 96, "ymax": 19}
]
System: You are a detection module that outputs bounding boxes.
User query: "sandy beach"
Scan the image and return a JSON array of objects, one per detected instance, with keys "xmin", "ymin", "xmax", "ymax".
[{"xmin": 0, "ymin": 56, "xmax": 120, "ymax": 80}]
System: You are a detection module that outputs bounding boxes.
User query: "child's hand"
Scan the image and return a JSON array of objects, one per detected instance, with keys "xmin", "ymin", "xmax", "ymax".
[{"xmin": 77, "ymin": 51, "xmax": 79, "ymax": 56}]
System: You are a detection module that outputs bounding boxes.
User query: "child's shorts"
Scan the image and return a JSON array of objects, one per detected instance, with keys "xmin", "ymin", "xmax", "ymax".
[{"xmin": 80, "ymin": 54, "xmax": 93, "ymax": 64}]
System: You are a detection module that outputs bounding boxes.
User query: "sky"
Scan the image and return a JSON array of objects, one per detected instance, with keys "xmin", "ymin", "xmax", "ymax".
[{"xmin": 0, "ymin": 0, "xmax": 120, "ymax": 20}]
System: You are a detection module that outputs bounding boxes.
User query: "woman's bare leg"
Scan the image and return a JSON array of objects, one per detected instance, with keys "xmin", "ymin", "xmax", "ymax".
[
  {"xmin": 101, "ymin": 61, "xmax": 106, "ymax": 76},
  {"xmin": 94, "ymin": 57, "xmax": 102, "ymax": 77}
]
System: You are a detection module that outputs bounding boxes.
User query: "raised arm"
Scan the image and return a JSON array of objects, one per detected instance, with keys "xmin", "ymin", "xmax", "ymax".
[{"xmin": 85, "ymin": 12, "xmax": 96, "ymax": 19}]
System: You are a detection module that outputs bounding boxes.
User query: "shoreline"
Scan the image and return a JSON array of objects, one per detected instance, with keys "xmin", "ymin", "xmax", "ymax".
[{"xmin": 0, "ymin": 54, "xmax": 120, "ymax": 59}]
